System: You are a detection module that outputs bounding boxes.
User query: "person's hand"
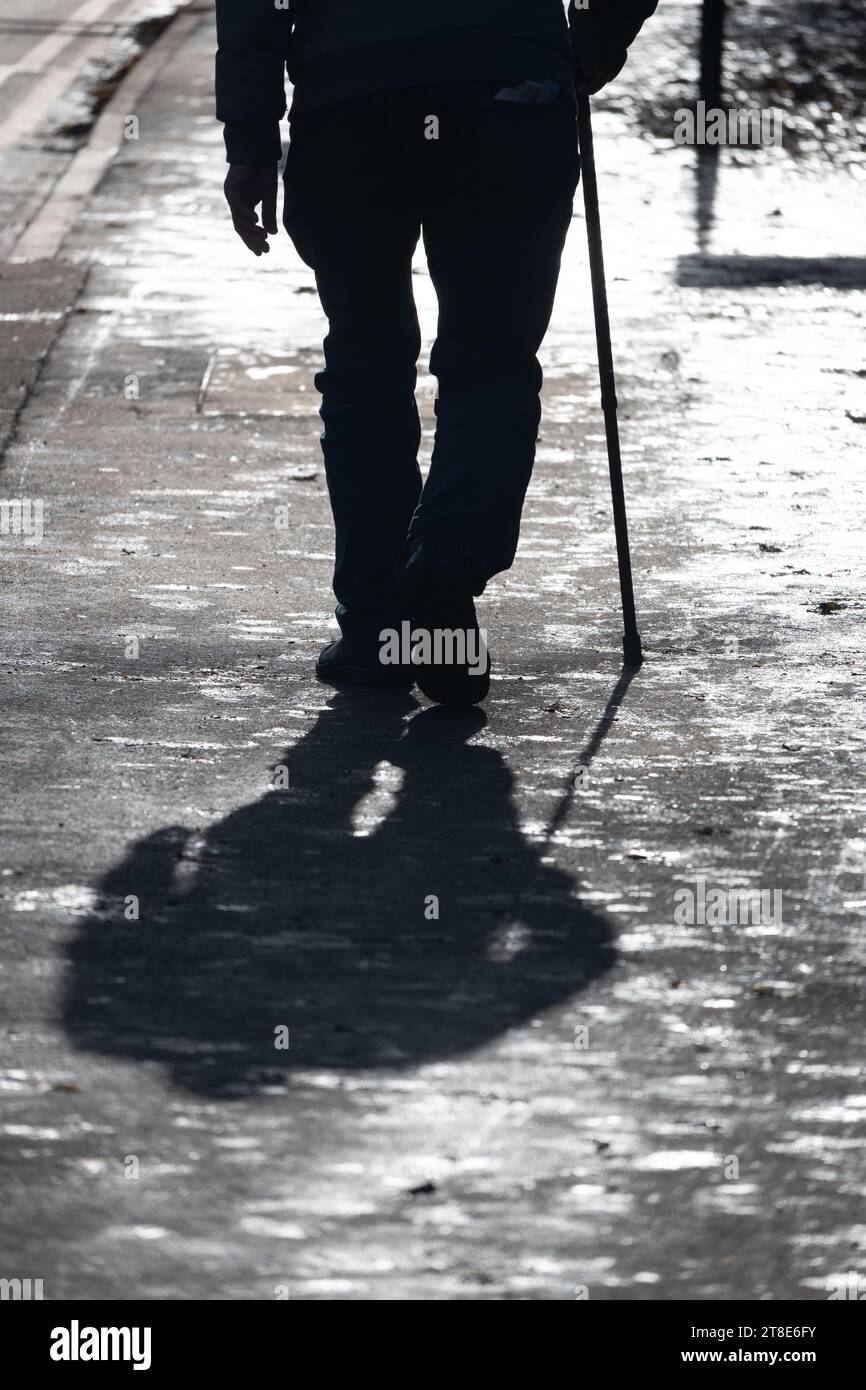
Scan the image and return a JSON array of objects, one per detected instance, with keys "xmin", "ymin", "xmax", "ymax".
[
  {"xmin": 574, "ymin": 54, "xmax": 627, "ymax": 96},
  {"xmin": 223, "ymin": 164, "xmax": 278, "ymax": 256}
]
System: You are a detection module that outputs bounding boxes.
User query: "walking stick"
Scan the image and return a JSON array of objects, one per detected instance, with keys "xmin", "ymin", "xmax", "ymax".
[{"xmin": 576, "ymin": 91, "xmax": 643, "ymax": 667}]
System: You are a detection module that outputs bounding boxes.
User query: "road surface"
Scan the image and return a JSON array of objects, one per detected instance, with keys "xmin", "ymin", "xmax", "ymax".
[{"xmin": 1, "ymin": 0, "xmax": 864, "ymax": 1300}]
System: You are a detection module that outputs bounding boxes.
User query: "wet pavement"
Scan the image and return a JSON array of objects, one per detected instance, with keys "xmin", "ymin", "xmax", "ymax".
[{"xmin": 1, "ymin": 2, "xmax": 864, "ymax": 1300}]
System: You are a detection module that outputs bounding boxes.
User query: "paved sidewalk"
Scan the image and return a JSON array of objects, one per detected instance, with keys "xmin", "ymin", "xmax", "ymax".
[{"xmin": 1, "ymin": 2, "xmax": 864, "ymax": 1299}]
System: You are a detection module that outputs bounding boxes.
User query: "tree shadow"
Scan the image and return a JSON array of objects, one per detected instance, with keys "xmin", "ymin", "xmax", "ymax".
[{"xmin": 62, "ymin": 687, "xmax": 622, "ymax": 1096}]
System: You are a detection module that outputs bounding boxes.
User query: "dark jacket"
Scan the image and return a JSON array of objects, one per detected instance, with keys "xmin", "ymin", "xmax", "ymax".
[{"xmin": 215, "ymin": 1, "xmax": 658, "ymax": 164}]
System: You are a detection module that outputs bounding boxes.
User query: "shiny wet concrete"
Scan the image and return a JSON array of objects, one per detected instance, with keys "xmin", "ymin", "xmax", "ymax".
[{"xmin": 0, "ymin": 1, "xmax": 864, "ymax": 1300}]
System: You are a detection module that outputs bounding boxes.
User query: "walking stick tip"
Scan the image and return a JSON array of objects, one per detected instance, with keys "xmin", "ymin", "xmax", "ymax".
[{"xmin": 623, "ymin": 632, "xmax": 644, "ymax": 667}]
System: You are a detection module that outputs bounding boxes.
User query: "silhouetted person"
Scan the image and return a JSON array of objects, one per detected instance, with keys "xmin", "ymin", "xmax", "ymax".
[{"xmin": 216, "ymin": 1, "xmax": 657, "ymax": 704}]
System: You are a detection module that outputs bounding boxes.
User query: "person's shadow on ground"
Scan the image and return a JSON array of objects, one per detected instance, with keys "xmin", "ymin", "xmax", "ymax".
[{"xmin": 62, "ymin": 690, "xmax": 618, "ymax": 1095}]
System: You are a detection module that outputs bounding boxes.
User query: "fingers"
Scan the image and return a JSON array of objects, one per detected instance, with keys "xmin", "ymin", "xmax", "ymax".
[
  {"xmin": 577, "ymin": 65, "xmax": 606, "ymax": 96},
  {"xmin": 578, "ymin": 54, "xmax": 627, "ymax": 95},
  {"xmin": 227, "ymin": 204, "xmax": 270, "ymax": 255},
  {"xmin": 229, "ymin": 205, "xmax": 271, "ymax": 256},
  {"xmin": 223, "ymin": 167, "xmax": 278, "ymax": 256}
]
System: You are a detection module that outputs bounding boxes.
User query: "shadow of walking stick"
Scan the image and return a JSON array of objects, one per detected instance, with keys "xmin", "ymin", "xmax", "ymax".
[{"xmin": 542, "ymin": 662, "xmax": 642, "ymax": 849}]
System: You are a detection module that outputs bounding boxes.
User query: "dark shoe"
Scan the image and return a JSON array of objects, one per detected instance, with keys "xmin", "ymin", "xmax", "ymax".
[
  {"xmin": 315, "ymin": 637, "xmax": 415, "ymax": 689},
  {"xmin": 395, "ymin": 540, "xmax": 491, "ymax": 706}
]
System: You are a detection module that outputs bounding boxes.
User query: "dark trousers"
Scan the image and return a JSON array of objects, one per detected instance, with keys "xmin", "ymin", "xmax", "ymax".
[{"xmin": 283, "ymin": 80, "xmax": 579, "ymax": 646}]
